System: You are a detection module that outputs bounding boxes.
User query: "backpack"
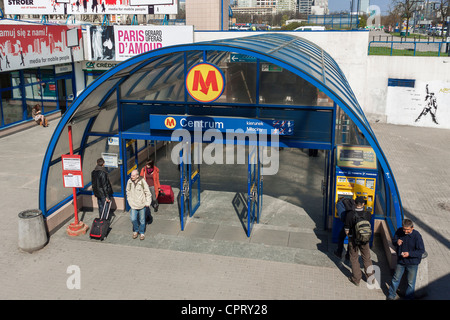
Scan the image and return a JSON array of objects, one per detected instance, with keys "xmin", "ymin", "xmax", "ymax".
[{"xmin": 353, "ymin": 210, "xmax": 372, "ymax": 244}]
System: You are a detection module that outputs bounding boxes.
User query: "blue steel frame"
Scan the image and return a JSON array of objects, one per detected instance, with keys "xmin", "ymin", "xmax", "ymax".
[{"xmin": 39, "ymin": 34, "xmax": 403, "ymax": 233}]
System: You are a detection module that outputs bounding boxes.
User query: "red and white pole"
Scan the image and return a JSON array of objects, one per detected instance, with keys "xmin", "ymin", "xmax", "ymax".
[{"xmin": 66, "ymin": 125, "xmax": 88, "ymax": 236}]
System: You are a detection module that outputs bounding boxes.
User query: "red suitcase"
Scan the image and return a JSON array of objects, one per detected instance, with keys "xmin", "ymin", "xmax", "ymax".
[{"xmin": 158, "ymin": 185, "xmax": 174, "ymax": 204}]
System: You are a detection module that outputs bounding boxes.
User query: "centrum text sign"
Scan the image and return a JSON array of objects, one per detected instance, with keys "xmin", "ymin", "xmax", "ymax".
[{"xmin": 150, "ymin": 115, "xmax": 294, "ymax": 135}]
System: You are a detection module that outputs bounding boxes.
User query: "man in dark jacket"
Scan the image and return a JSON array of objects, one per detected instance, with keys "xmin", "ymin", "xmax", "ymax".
[
  {"xmin": 387, "ymin": 219, "xmax": 425, "ymax": 300},
  {"xmin": 344, "ymin": 196, "xmax": 373, "ymax": 286},
  {"xmin": 91, "ymin": 158, "xmax": 113, "ymax": 218}
]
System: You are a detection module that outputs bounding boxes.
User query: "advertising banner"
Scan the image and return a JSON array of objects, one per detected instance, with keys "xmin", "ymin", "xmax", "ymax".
[
  {"xmin": 86, "ymin": 25, "xmax": 193, "ymax": 61},
  {"xmin": 0, "ymin": 25, "xmax": 83, "ymax": 72},
  {"xmin": 4, "ymin": 0, "xmax": 176, "ymax": 15},
  {"xmin": 114, "ymin": 25, "xmax": 193, "ymax": 61}
]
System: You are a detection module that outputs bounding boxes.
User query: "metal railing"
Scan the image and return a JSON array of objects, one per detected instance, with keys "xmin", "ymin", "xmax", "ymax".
[{"xmin": 368, "ymin": 37, "xmax": 450, "ymax": 57}]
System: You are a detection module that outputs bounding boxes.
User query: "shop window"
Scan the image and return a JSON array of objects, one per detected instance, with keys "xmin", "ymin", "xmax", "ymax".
[
  {"xmin": 1, "ymin": 89, "xmax": 23, "ymax": 125},
  {"xmin": 85, "ymin": 72, "xmax": 104, "ymax": 87}
]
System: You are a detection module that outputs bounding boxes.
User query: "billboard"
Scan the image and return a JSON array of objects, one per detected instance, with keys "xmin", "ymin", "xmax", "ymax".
[
  {"xmin": 86, "ymin": 25, "xmax": 193, "ymax": 61},
  {"xmin": 4, "ymin": 0, "xmax": 177, "ymax": 15},
  {"xmin": 0, "ymin": 25, "xmax": 83, "ymax": 72}
]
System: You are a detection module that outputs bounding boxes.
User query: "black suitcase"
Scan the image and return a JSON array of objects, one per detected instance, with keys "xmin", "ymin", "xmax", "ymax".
[{"xmin": 90, "ymin": 202, "xmax": 111, "ymax": 240}]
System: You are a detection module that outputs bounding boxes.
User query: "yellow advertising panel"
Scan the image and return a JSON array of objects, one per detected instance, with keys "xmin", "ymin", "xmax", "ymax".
[
  {"xmin": 334, "ymin": 175, "xmax": 376, "ymax": 218},
  {"xmin": 336, "ymin": 145, "xmax": 377, "ymax": 170}
]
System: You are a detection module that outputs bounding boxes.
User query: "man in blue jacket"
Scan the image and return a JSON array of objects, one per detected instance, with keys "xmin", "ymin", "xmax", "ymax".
[{"xmin": 387, "ymin": 219, "xmax": 425, "ymax": 300}]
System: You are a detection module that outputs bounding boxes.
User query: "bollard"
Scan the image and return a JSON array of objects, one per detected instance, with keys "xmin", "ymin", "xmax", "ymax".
[{"xmin": 18, "ymin": 209, "xmax": 48, "ymax": 253}]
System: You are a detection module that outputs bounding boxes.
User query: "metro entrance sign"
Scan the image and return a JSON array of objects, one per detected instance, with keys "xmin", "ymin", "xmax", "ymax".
[{"xmin": 150, "ymin": 115, "xmax": 294, "ymax": 135}]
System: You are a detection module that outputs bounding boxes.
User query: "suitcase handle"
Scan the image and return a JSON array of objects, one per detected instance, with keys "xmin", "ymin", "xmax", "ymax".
[{"xmin": 101, "ymin": 200, "xmax": 111, "ymax": 220}]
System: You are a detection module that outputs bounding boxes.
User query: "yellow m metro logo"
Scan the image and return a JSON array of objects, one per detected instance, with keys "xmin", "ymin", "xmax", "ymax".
[
  {"xmin": 186, "ymin": 63, "xmax": 225, "ymax": 103},
  {"xmin": 164, "ymin": 117, "xmax": 176, "ymax": 129}
]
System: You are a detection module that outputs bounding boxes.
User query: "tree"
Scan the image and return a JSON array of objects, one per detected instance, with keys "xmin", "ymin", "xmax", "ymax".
[
  {"xmin": 391, "ymin": 0, "xmax": 417, "ymax": 35},
  {"xmin": 435, "ymin": 0, "xmax": 449, "ymax": 38}
]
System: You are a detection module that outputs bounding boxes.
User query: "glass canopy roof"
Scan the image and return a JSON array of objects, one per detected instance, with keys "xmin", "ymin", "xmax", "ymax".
[{"xmin": 39, "ymin": 33, "xmax": 403, "ymax": 231}]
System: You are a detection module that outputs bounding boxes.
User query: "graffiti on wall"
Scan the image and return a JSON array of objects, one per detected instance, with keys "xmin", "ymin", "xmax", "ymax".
[{"xmin": 386, "ymin": 79, "xmax": 450, "ymax": 129}]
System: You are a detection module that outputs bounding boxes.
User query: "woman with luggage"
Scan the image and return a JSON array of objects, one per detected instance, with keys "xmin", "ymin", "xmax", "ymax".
[{"xmin": 140, "ymin": 159, "xmax": 161, "ymax": 212}]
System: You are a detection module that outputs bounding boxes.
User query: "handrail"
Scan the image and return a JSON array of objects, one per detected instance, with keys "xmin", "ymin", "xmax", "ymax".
[{"xmin": 368, "ymin": 40, "xmax": 450, "ymax": 57}]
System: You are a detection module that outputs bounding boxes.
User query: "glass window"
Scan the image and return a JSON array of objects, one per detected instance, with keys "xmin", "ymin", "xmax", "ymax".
[
  {"xmin": 212, "ymin": 50, "xmax": 257, "ymax": 104},
  {"xmin": 85, "ymin": 71, "xmax": 104, "ymax": 87},
  {"xmin": 1, "ymin": 89, "xmax": 23, "ymax": 125},
  {"xmin": 259, "ymin": 61, "xmax": 319, "ymax": 106},
  {"xmin": 51, "ymin": 119, "xmax": 91, "ymax": 162},
  {"xmin": 83, "ymin": 136, "xmax": 122, "ymax": 194},
  {"xmin": 90, "ymin": 91, "xmax": 119, "ymax": 133},
  {"xmin": 120, "ymin": 53, "xmax": 186, "ymax": 102},
  {"xmin": 74, "ymin": 77, "xmax": 121, "ymax": 116},
  {"xmin": 25, "ymin": 83, "xmax": 42, "ymax": 118},
  {"xmin": 11, "ymin": 72, "xmax": 22, "ymax": 99},
  {"xmin": 46, "ymin": 161, "xmax": 72, "ymax": 211},
  {"xmin": 66, "ymin": 78, "xmax": 74, "ymax": 101},
  {"xmin": 335, "ymin": 106, "xmax": 369, "ymax": 146}
]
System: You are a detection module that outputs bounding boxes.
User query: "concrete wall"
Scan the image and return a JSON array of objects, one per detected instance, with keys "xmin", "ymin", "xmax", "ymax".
[{"xmin": 363, "ymin": 56, "xmax": 450, "ymax": 126}]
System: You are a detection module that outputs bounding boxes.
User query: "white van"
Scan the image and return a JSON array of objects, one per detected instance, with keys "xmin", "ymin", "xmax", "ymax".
[{"xmin": 294, "ymin": 26, "xmax": 325, "ymax": 31}]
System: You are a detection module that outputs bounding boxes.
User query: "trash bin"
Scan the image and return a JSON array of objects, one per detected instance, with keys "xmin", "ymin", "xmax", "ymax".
[{"xmin": 18, "ymin": 209, "xmax": 48, "ymax": 253}]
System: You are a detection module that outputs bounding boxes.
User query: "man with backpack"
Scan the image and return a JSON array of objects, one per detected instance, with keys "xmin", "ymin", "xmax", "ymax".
[
  {"xmin": 344, "ymin": 196, "xmax": 373, "ymax": 286},
  {"xmin": 334, "ymin": 197, "xmax": 355, "ymax": 260}
]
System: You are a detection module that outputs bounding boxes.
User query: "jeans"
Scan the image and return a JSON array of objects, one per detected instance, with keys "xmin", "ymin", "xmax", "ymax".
[
  {"xmin": 130, "ymin": 208, "xmax": 146, "ymax": 235},
  {"xmin": 97, "ymin": 197, "xmax": 108, "ymax": 218},
  {"xmin": 388, "ymin": 263, "xmax": 419, "ymax": 300}
]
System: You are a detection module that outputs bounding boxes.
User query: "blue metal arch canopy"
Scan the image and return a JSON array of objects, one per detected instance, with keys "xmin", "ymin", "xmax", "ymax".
[{"xmin": 40, "ymin": 33, "xmax": 403, "ymax": 230}]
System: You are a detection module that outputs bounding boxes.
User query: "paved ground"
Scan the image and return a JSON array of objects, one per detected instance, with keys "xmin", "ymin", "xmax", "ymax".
[{"xmin": 0, "ymin": 118, "xmax": 449, "ymax": 303}]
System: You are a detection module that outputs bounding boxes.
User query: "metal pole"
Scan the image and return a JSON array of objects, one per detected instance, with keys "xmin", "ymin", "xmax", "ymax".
[{"xmin": 68, "ymin": 125, "xmax": 79, "ymax": 225}]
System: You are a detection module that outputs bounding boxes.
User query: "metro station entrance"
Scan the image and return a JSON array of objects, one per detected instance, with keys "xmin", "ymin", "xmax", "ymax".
[
  {"xmin": 40, "ymin": 34, "xmax": 404, "ymax": 243},
  {"xmin": 123, "ymin": 135, "xmax": 267, "ymax": 237}
]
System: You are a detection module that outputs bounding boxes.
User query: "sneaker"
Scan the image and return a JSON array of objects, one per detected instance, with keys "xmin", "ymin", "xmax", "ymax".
[
  {"xmin": 132, "ymin": 232, "xmax": 138, "ymax": 239},
  {"xmin": 140, "ymin": 234, "xmax": 145, "ymax": 240}
]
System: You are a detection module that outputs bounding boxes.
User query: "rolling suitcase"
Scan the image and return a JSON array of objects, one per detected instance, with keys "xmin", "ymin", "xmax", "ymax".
[
  {"xmin": 90, "ymin": 201, "xmax": 111, "ymax": 240},
  {"xmin": 157, "ymin": 185, "xmax": 174, "ymax": 204}
]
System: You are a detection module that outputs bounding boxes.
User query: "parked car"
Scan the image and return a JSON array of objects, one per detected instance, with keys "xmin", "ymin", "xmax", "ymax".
[{"xmin": 294, "ymin": 26, "xmax": 325, "ymax": 31}]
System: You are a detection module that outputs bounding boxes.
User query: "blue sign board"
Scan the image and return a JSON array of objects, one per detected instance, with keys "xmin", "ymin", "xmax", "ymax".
[
  {"xmin": 150, "ymin": 115, "xmax": 294, "ymax": 135},
  {"xmin": 230, "ymin": 53, "xmax": 257, "ymax": 63}
]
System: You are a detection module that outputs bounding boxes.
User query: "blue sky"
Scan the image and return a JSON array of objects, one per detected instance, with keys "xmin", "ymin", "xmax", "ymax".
[
  {"xmin": 183, "ymin": 0, "xmax": 392, "ymax": 15},
  {"xmin": 326, "ymin": 0, "xmax": 391, "ymax": 14}
]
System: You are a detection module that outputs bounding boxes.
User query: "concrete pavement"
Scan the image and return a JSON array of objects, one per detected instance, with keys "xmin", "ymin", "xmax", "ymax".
[{"xmin": 0, "ymin": 118, "xmax": 449, "ymax": 302}]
